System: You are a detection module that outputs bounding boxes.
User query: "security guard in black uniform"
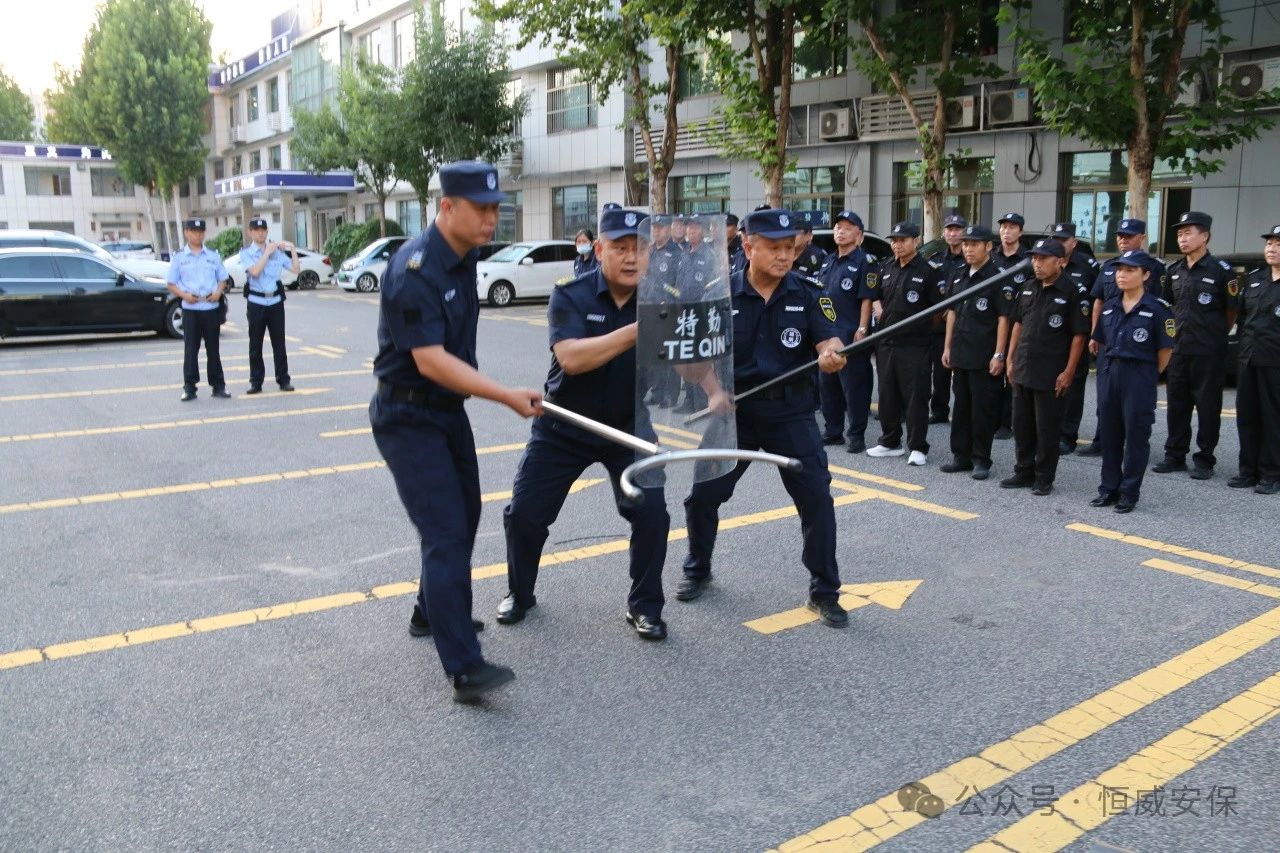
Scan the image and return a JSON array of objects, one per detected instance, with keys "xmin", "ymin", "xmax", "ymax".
[
  {"xmin": 1229, "ymin": 226, "xmax": 1280, "ymax": 495},
  {"xmin": 866, "ymin": 221, "xmax": 945, "ymax": 466},
  {"xmin": 676, "ymin": 209, "xmax": 850, "ymax": 628},
  {"xmin": 792, "ymin": 212, "xmax": 828, "ymax": 277},
  {"xmin": 1078, "ymin": 218, "xmax": 1166, "ymax": 456},
  {"xmin": 1037, "ymin": 223, "xmax": 1100, "ymax": 455},
  {"xmin": 672, "ymin": 214, "xmax": 689, "ymax": 253},
  {"xmin": 1153, "ymin": 210, "xmax": 1237, "ymax": 480},
  {"xmin": 499, "ymin": 207, "xmax": 671, "ymax": 639},
  {"xmin": 817, "ymin": 210, "xmax": 876, "ymax": 453},
  {"xmin": 940, "ymin": 225, "xmax": 1009, "ymax": 480},
  {"xmin": 672, "ymin": 214, "xmax": 716, "ymax": 413},
  {"xmin": 1002, "ymin": 239, "xmax": 1090, "ymax": 496},
  {"xmin": 993, "ymin": 212, "xmax": 1030, "ymax": 440},
  {"xmin": 1089, "ymin": 250, "xmax": 1176, "ymax": 513},
  {"xmin": 644, "ymin": 214, "xmax": 683, "ymax": 407},
  {"xmin": 369, "ymin": 161, "xmax": 542, "ymax": 704},
  {"xmin": 726, "ymin": 213, "xmax": 745, "ymax": 275},
  {"xmin": 927, "ymin": 213, "xmax": 968, "ymax": 424}
]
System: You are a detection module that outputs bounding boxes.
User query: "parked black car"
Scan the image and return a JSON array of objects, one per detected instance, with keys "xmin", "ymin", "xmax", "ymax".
[{"xmin": 0, "ymin": 248, "xmax": 183, "ymax": 339}]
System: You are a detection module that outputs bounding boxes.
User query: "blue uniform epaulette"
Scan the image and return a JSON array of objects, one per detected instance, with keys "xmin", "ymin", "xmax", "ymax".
[
  {"xmin": 1157, "ymin": 297, "xmax": 1172, "ymax": 309},
  {"xmin": 801, "ymin": 274, "xmax": 824, "ymax": 289},
  {"xmin": 1219, "ymin": 259, "xmax": 1233, "ymax": 270},
  {"xmin": 559, "ymin": 269, "xmax": 595, "ymax": 287},
  {"xmin": 927, "ymin": 260, "xmax": 942, "ymax": 269}
]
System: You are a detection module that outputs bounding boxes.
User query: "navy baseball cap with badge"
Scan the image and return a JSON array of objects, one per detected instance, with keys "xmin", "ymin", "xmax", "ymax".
[
  {"xmin": 942, "ymin": 213, "xmax": 968, "ymax": 229},
  {"xmin": 888, "ymin": 221, "xmax": 921, "ymax": 238},
  {"xmin": 997, "ymin": 211, "xmax": 1025, "ymax": 227},
  {"xmin": 1112, "ymin": 249, "xmax": 1153, "ymax": 267},
  {"xmin": 599, "ymin": 207, "xmax": 646, "ymax": 240},
  {"xmin": 439, "ymin": 161, "xmax": 505, "ymax": 203},
  {"xmin": 1049, "ymin": 222, "xmax": 1077, "ymax": 238},
  {"xmin": 1261, "ymin": 224, "xmax": 1280, "ymax": 239},
  {"xmin": 833, "ymin": 210, "xmax": 864, "ymax": 229},
  {"xmin": 248, "ymin": 217, "xmax": 268, "ymax": 229},
  {"xmin": 745, "ymin": 208, "xmax": 800, "ymax": 239},
  {"xmin": 1115, "ymin": 218, "xmax": 1147, "ymax": 236},
  {"xmin": 1029, "ymin": 238, "xmax": 1066, "ymax": 258},
  {"xmin": 183, "ymin": 218, "xmax": 206, "ymax": 230},
  {"xmin": 961, "ymin": 225, "xmax": 996, "ymax": 242},
  {"xmin": 1176, "ymin": 210, "xmax": 1213, "ymax": 229}
]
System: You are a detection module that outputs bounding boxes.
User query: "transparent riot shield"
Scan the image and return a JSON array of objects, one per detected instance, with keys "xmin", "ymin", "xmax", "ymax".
[{"xmin": 634, "ymin": 212, "xmax": 736, "ymax": 486}]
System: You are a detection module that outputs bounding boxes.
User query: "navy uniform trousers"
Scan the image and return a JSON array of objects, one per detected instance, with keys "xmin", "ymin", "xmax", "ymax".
[
  {"xmin": 1012, "ymin": 385, "xmax": 1067, "ymax": 484},
  {"xmin": 875, "ymin": 343, "xmax": 932, "ymax": 453},
  {"xmin": 1097, "ymin": 359, "xmax": 1158, "ymax": 500},
  {"xmin": 1237, "ymin": 364, "xmax": 1280, "ymax": 483},
  {"xmin": 1164, "ymin": 351, "xmax": 1226, "ymax": 469},
  {"xmin": 819, "ymin": 351, "xmax": 875, "ymax": 442},
  {"xmin": 682, "ymin": 399, "xmax": 841, "ymax": 601},
  {"xmin": 951, "ymin": 367, "xmax": 1002, "ymax": 467},
  {"xmin": 247, "ymin": 300, "xmax": 291, "ymax": 387},
  {"xmin": 1059, "ymin": 357, "xmax": 1091, "ymax": 446},
  {"xmin": 504, "ymin": 421, "xmax": 669, "ymax": 618},
  {"xmin": 182, "ymin": 309, "xmax": 225, "ymax": 392},
  {"xmin": 370, "ymin": 394, "xmax": 483, "ymax": 676}
]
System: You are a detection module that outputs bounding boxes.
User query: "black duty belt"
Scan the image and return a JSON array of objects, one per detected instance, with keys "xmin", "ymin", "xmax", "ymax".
[
  {"xmin": 376, "ymin": 380, "xmax": 467, "ymax": 410},
  {"xmin": 249, "ymin": 281, "xmax": 283, "ymax": 297},
  {"xmin": 746, "ymin": 378, "xmax": 813, "ymax": 401}
]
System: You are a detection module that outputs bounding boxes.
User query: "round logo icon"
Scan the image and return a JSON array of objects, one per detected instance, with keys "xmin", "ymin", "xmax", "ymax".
[
  {"xmin": 975, "ymin": 297, "xmax": 989, "ymax": 311},
  {"xmin": 624, "ymin": 212, "xmax": 637, "ymax": 227},
  {"xmin": 780, "ymin": 328, "xmax": 802, "ymax": 348},
  {"xmin": 1048, "ymin": 314, "xmax": 1064, "ymax": 328},
  {"xmin": 1274, "ymin": 305, "xmax": 1280, "ymax": 318},
  {"xmin": 1198, "ymin": 291, "xmax": 1213, "ymax": 305},
  {"xmin": 486, "ymin": 173, "xmax": 497, "ymax": 190},
  {"xmin": 1133, "ymin": 327, "xmax": 1150, "ymax": 343},
  {"xmin": 906, "ymin": 290, "xmax": 920, "ymax": 304},
  {"xmin": 659, "ymin": 262, "xmax": 668, "ymax": 272},
  {"xmin": 841, "ymin": 277, "xmax": 853, "ymax": 291},
  {"xmin": 695, "ymin": 272, "xmax": 704, "ymax": 282},
  {"xmin": 779, "ymin": 214, "xmax": 790, "ymax": 227}
]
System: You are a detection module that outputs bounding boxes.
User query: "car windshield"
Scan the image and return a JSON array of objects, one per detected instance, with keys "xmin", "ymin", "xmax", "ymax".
[
  {"xmin": 351, "ymin": 240, "xmax": 393, "ymax": 262},
  {"xmin": 486, "ymin": 243, "xmax": 533, "ymax": 264}
]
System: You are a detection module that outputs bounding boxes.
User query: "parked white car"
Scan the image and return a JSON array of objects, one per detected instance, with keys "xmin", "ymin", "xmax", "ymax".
[
  {"xmin": 476, "ymin": 240, "xmax": 578, "ymax": 307},
  {"xmin": 98, "ymin": 240, "xmax": 158, "ymax": 260},
  {"xmin": 336, "ymin": 236, "xmax": 408, "ymax": 292},
  {"xmin": 224, "ymin": 246, "xmax": 334, "ymax": 292},
  {"xmin": 0, "ymin": 229, "xmax": 170, "ymax": 281}
]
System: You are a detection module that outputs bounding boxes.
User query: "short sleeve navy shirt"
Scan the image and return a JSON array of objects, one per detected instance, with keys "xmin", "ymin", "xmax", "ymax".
[
  {"xmin": 818, "ymin": 246, "xmax": 875, "ymax": 337},
  {"xmin": 544, "ymin": 269, "xmax": 637, "ymax": 430},
  {"xmin": 1092, "ymin": 291, "xmax": 1176, "ymax": 368},
  {"xmin": 729, "ymin": 270, "xmax": 841, "ymax": 391}
]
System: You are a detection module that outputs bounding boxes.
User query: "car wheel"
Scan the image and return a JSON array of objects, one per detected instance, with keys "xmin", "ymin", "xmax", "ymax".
[
  {"xmin": 356, "ymin": 272, "xmax": 378, "ymax": 293},
  {"xmin": 162, "ymin": 300, "xmax": 183, "ymax": 338},
  {"xmin": 298, "ymin": 270, "xmax": 320, "ymax": 290},
  {"xmin": 487, "ymin": 280, "xmax": 515, "ymax": 307}
]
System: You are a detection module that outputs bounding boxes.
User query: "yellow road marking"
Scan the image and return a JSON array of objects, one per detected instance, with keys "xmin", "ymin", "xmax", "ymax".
[
  {"xmin": 653, "ymin": 423, "xmax": 705, "ymax": 442},
  {"xmin": 831, "ymin": 480, "xmax": 978, "ymax": 520},
  {"xmin": 480, "ymin": 312, "xmax": 548, "ymax": 327},
  {"xmin": 285, "ymin": 335, "xmax": 303, "ymax": 342},
  {"xmin": 1068, "ymin": 522, "xmax": 1280, "ymax": 582},
  {"xmin": 480, "ymin": 477, "xmax": 600, "ymax": 505},
  {"xmin": 1156, "ymin": 399, "xmax": 1236, "ymax": 417},
  {"xmin": 828, "ymin": 463, "xmax": 925, "ymax": 492},
  {"xmin": 0, "ymin": 370, "xmax": 366, "ymax": 402},
  {"xmin": 0, "ymin": 350, "xmax": 332, "ymax": 377},
  {"xmin": 1142, "ymin": 558, "xmax": 1280, "ymax": 599},
  {"xmin": 744, "ymin": 578, "xmax": 921, "ymax": 634},
  {"xmin": 770, "ymin": 603, "xmax": 1280, "ymax": 852},
  {"xmin": 969, "ymin": 670, "xmax": 1280, "ymax": 853},
  {"xmin": 0, "ymin": 402, "xmax": 363, "ymax": 444},
  {"xmin": 321, "ymin": 427, "xmax": 372, "ymax": 438},
  {"xmin": 315, "ymin": 344, "xmax": 346, "ymax": 354},
  {"xmin": 299, "ymin": 345, "xmax": 342, "ymax": 359},
  {"xmin": 659, "ymin": 436, "xmax": 698, "ymax": 449},
  {"xmin": 0, "ymin": 488, "xmax": 874, "ymax": 672}
]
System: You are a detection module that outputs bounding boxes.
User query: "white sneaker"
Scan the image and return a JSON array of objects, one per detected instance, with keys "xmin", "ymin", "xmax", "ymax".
[
  {"xmin": 866, "ymin": 444, "xmax": 906, "ymax": 458},
  {"xmin": 908, "ymin": 451, "xmax": 927, "ymax": 466}
]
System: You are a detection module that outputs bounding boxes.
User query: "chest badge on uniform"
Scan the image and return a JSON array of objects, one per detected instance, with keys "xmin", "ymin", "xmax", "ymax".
[
  {"xmin": 1227, "ymin": 279, "xmax": 1239, "ymax": 297},
  {"xmin": 1273, "ymin": 305, "xmax": 1280, "ymax": 318},
  {"xmin": 1081, "ymin": 302, "xmax": 1090, "ymax": 317},
  {"xmin": 906, "ymin": 290, "xmax": 920, "ymax": 303},
  {"xmin": 1133, "ymin": 327, "xmax": 1149, "ymax": 343},
  {"xmin": 975, "ymin": 297, "xmax": 988, "ymax": 311},
  {"xmin": 1014, "ymin": 274, "xmax": 1025, "ymax": 283},
  {"xmin": 407, "ymin": 250, "xmax": 423, "ymax": 270},
  {"xmin": 819, "ymin": 297, "xmax": 836, "ymax": 323},
  {"xmin": 1048, "ymin": 314, "xmax": 1063, "ymax": 328},
  {"xmin": 865, "ymin": 273, "xmax": 879, "ymax": 290},
  {"xmin": 840, "ymin": 277, "xmax": 853, "ymax": 291},
  {"xmin": 1197, "ymin": 291, "xmax": 1213, "ymax": 305},
  {"xmin": 780, "ymin": 327, "xmax": 802, "ymax": 348}
]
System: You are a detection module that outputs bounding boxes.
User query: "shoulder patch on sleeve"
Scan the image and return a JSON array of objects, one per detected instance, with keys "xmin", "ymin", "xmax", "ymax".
[
  {"xmin": 1219, "ymin": 259, "xmax": 1232, "ymax": 270},
  {"xmin": 818, "ymin": 296, "xmax": 836, "ymax": 323},
  {"xmin": 865, "ymin": 272, "xmax": 879, "ymax": 289},
  {"xmin": 1165, "ymin": 318, "xmax": 1177, "ymax": 337},
  {"xmin": 1158, "ymin": 298, "xmax": 1172, "ymax": 309}
]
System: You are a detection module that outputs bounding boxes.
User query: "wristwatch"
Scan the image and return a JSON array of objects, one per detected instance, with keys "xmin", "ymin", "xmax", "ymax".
[
  {"xmin": 857, "ymin": 326, "xmax": 868, "ymax": 334},
  {"xmin": 993, "ymin": 352, "xmax": 1006, "ymax": 360}
]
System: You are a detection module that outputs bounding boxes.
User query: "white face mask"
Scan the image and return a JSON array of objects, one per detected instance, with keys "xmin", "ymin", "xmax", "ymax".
[{"xmin": 576, "ymin": 243, "xmax": 592, "ymax": 255}]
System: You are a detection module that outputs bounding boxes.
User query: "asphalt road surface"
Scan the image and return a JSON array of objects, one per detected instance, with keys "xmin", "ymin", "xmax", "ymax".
[{"xmin": 2, "ymin": 287, "xmax": 1277, "ymax": 852}]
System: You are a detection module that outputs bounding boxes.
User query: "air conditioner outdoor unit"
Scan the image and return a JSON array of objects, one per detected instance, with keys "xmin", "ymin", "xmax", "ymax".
[
  {"xmin": 1226, "ymin": 57, "xmax": 1280, "ymax": 97},
  {"xmin": 230, "ymin": 126, "xmax": 245, "ymax": 143},
  {"xmin": 818, "ymin": 107, "xmax": 856, "ymax": 140},
  {"xmin": 267, "ymin": 112, "xmax": 282, "ymax": 132},
  {"xmin": 987, "ymin": 87, "xmax": 1032, "ymax": 126},
  {"xmin": 945, "ymin": 96, "xmax": 976, "ymax": 129},
  {"xmin": 1174, "ymin": 81, "xmax": 1201, "ymax": 109}
]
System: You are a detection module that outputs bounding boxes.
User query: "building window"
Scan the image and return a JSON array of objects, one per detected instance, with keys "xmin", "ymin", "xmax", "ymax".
[
  {"xmin": 228, "ymin": 103, "xmax": 237, "ymax": 128},
  {"xmin": 671, "ymin": 173, "xmax": 730, "ymax": 215},
  {"xmin": 0, "ymin": 170, "xmax": 5, "ymax": 194},
  {"xmin": 197, "ymin": 173, "xmax": 207, "ymax": 195},
  {"xmin": 497, "ymin": 190, "xmax": 523, "ymax": 242},
  {"xmin": 358, "ymin": 31, "xmax": 380, "ymax": 65},
  {"xmin": 547, "ymin": 68, "xmax": 596, "ymax": 133},
  {"xmin": 268, "ymin": 77, "xmax": 280, "ymax": 113},
  {"xmin": 792, "ymin": 25, "xmax": 847, "ymax": 81},
  {"xmin": 1062, "ymin": 151, "xmax": 1191, "ymax": 255},
  {"xmin": 250, "ymin": 151, "xmax": 262, "ymax": 172},
  {"xmin": 394, "ymin": 15, "xmax": 416, "ymax": 68},
  {"xmin": 892, "ymin": 157, "xmax": 995, "ymax": 230},
  {"xmin": 268, "ymin": 145, "xmax": 282, "ymax": 170},
  {"xmin": 90, "ymin": 168, "xmax": 131, "ymax": 197},
  {"xmin": 247, "ymin": 85, "xmax": 259, "ymax": 122},
  {"xmin": 180, "ymin": 181, "xmax": 191, "ymax": 198},
  {"xmin": 552, "ymin": 184, "xmax": 597, "ymax": 238},
  {"xmin": 783, "ymin": 166, "xmax": 845, "ymax": 215},
  {"xmin": 364, "ymin": 202, "xmax": 379, "ymax": 222},
  {"xmin": 28, "ymin": 221, "xmax": 75, "ymax": 234},
  {"xmin": 213, "ymin": 160, "xmax": 225, "ymax": 181},
  {"xmin": 677, "ymin": 46, "xmax": 717, "ymax": 100},
  {"xmin": 24, "ymin": 167, "xmax": 72, "ymax": 196},
  {"xmin": 232, "ymin": 155, "xmax": 243, "ymax": 175},
  {"xmin": 397, "ymin": 199, "xmax": 423, "ymax": 236},
  {"xmin": 291, "ymin": 29, "xmax": 342, "ymax": 113}
]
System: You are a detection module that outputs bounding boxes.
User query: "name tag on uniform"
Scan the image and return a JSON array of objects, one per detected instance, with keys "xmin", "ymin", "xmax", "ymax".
[
  {"xmin": 1054, "ymin": 297, "xmax": 1067, "ymax": 304},
  {"xmin": 731, "ymin": 309, "xmax": 740, "ymax": 315},
  {"xmin": 1201, "ymin": 277, "xmax": 1215, "ymax": 283},
  {"xmin": 1102, "ymin": 308, "xmax": 1114, "ymax": 315},
  {"xmin": 1250, "ymin": 282, "xmax": 1260, "ymax": 288},
  {"xmin": 1138, "ymin": 310, "xmax": 1153, "ymax": 317},
  {"xmin": 911, "ymin": 276, "xmax": 924, "ymax": 283},
  {"xmin": 444, "ymin": 289, "xmax": 456, "ymax": 301},
  {"xmin": 785, "ymin": 305, "xmax": 805, "ymax": 312},
  {"xmin": 586, "ymin": 313, "xmax": 606, "ymax": 322}
]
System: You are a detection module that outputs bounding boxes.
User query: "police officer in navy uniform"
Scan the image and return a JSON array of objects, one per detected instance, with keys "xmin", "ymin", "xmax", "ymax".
[
  {"xmin": 817, "ymin": 210, "xmax": 876, "ymax": 454},
  {"xmin": 644, "ymin": 214, "xmax": 683, "ymax": 407},
  {"xmin": 1153, "ymin": 210, "xmax": 1238, "ymax": 480},
  {"xmin": 166, "ymin": 218, "xmax": 230, "ymax": 402},
  {"xmin": 866, "ymin": 221, "xmax": 945, "ymax": 466},
  {"xmin": 1229, "ymin": 226, "xmax": 1280, "ymax": 495},
  {"xmin": 675, "ymin": 209, "xmax": 850, "ymax": 628},
  {"xmin": 926, "ymin": 213, "xmax": 967, "ymax": 424},
  {"xmin": 498, "ymin": 207, "xmax": 672, "ymax": 639},
  {"xmin": 1002, "ymin": 239, "xmax": 1090, "ymax": 496},
  {"xmin": 1089, "ymin": 250, "xmax": 1176, "ymax": 513},
  {"xmin": 940, "ymin": 225, "xmax": 1009, "ymax": 480},
  {"xmin": 671, "ymin": 214, "xmax": 716, "ymax": 413},
  {"xmin": 1078, "ymin": 217, "xmax": 1166, "ymax": 456},
  {"xmin": 1043, "ymin": 222, "xmax": 1101, "ymax": 455},
  {"xmin": 672, "ymin": 214, "xmax": 689, "ymax": 253},
  {"xmin": 726, "ymin": 213, "xmax": 745, "ymax": 275},
  {"xmin": 791, "ymin": 212, "xmax": 828, "ymax": 277},
  {"xmin": 240, "ymin": 216, "xmax": 297, "ymax": 394},
  {"xmin": 369, "ymin": 161, "xmax": 542, "ymax": 704},
  {"xmin": 992, "ymin": 212, "xmax": 1029, "ymax": 440}
]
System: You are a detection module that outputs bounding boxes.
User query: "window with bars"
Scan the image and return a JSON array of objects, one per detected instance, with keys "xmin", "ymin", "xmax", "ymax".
[{"xmin": 547, "ymin": 68, "xmax": 596, "ymax": 133}]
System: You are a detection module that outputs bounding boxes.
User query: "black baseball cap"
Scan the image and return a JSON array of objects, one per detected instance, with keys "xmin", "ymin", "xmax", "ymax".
[
  {"xmin": 888, "ymin": 221, "xmax": 921, "ymax": 238},
  {"xmin": 1029, "ymin": 238, "xmax": 1066, "ymax": 258},
  {"xmin": 248, "ymin": 217, "xmax": 268, "ymax": 229},
  {"xmin": 439, "ymin": 161, "xmax": 505, "ymax": 203},
  {"xmin": 183, "ymin": 218, "xmax": 206, "ymax": 231}
]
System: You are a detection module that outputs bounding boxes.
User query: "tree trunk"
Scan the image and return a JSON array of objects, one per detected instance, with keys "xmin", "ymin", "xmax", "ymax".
[
  {"xmin": 377, "ymin": 191, "xmax": 388, "ymax": 238},
  {"xmin": 766, "ymin": 8, "xmax": 796, "ymax": 209},
  {"xmin": 171, "ymin": 185, "xmax": 183, "ymax": 251},
  {"xmin": 418, "ymin": 192, "xmax": 430, "ymax": 234},
  {"xmin": 1127, "ymin": 133, "xmax": 1155, "ymax": 223},
  {"xmin": 157, "ymin": 189, "xmax": 172, "ymax": 253},
  {"xmin": 1127, "ymin": 2, "xmax": 1151, "ymax": 219},
  {"xmin": 922, "ymin": 161, "xmax": 945, "ymax": 243},
  {"xmin": 143, "ymin": 188, "xmax": 159, "ymax": 254}
]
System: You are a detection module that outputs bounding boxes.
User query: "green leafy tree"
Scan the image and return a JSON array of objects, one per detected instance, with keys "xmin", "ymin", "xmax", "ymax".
[
  {"xmin": 1002, "ymin": 0, "xmax": 1280, "ymax": 221},
  {"xmin": 323, "ymin": 219, "xmax": 404, "ymax": 270},
  {"xmin": 0, "ymin": 68, "xmax": 36, "ymax": 141},
  {"xmin": 207, "ymin": 227, "xmax": 244, "ymax": 259}
]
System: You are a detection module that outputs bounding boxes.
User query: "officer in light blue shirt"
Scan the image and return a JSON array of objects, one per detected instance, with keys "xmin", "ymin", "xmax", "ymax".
[
  {"xmin": 240, "ymin": 216, "xmax": 298, "ymax": 393},
  {"xmin": 166, "ymin": 218, "xmax": 230, "ymax": 401}
]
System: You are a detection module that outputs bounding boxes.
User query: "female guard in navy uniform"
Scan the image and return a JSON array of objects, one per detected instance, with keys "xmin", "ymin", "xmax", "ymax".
[
  {"xmin": 1230, "ymin": 226, "xmax": 1280, "ymax": 495},
  {"xmin": 498, "ymin": 207, "xmax": 672, "ymax": 640},
  {"xmin": 573, "ymin": 228, "xmax": 599, "ymax": 277},
  {"xmin": 369, "ymin": 161, "xmax": 542, "ymax": 704},
  {"xmin": 675, "ymin": 209, "xmax": 851, "ymax": 628},
  {"xmin": 1089, "ymin": 251, "xmax": 1176, "ymax": 513}
]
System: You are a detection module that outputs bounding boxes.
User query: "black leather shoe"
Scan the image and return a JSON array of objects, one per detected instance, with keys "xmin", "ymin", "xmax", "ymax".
[
  {"xmin": 1000, "ymin": 475, "xmax": 1035, "ymax": 489},
  {"xmin": 971, "ymin": 464, "xmax": 991, "ymax": 481},
  {"xmin": 495, "ymin": 593, "xmax": 535, "ymax": 625},
  {"xmin": 1031, "ymin": 481, "xmax": 1054, "ymax": 496},
  {"xmin": 994, "ymin": 426, "xmax": 1013, "ymax": 440},
  {"xmin": 674, "ymin": 575, "xmax": 711, "ymax": 601},
  {"xmin": 1090, "ymin": 492, "xmax": 1119, "ymax": 508},
  {"xmin": 846, "ymin": 439, "xmax": 866, "ymax": 454},
  {"xmin": 1058, "ymin": 439, "xmax": 1075, "ymax": 455},
  {"xmin": 452, "ymin": 662, "xmax": 515, "ymax": 704},
  {"xmin": 211, "ymin": 388, "xmax": 232, "ymax": 399},
  {"xmin": 1114, "ymin": 499, "xmax": 1137, "ymax": 513},
  {"xmin": 246, "ymin": 385, "xmax": 262, "ymax": 395},
  {"xmin": 929, "ymin": 413, "xmax": 949, "ymax": 425},
  {"xmin": 1228, "ymin": 475, "xmax": 1259, "ymax": 489},
  {"xmin": 626, "ymin": 612, "xmax": 668, "ymax": 641},
  {"xmin": 279, "ymin": 382, "xmax": 295, "ymax": 392},
  {"xmin": 1152, "ymin": 457, "xmax": 1187, "ymax": 473},
  {"xmin": 822, "ymin": 434, "xmax": 844, "ymax": 446},
  {"xmin": 807, "ymin": 597, "xmax": 848, "ymax": 628},
  {"xmin": 1077, "ymin": 441, "xmax": 1103, "ymax": 457},
  {"xmin": 410, "ymin": 605, "xmax": 483, "ymax": 636},
  {"xmin": 940, "ymin": 459, "xmax": 973, "ymax": 473},
  {"xmin": 180, "ymin": 390, "xmax": 196, "ymax": 402},
  {"xmin": 1189, "ymin": 465, "xmax": 1214, "ymax": 481},
  {"xmin": 1256, "ymin": 481, "xmax": 1280, "ymax": 496}
]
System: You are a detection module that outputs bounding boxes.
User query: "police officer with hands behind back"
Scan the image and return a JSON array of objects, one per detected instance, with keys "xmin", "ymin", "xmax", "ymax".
[
  {"xmin": 1045, "ymin": 222, "xmax": 1101, "ymax": 456},
  {"xmin": 676, "ymin": 208, "xmax": 850, "ymax": 629},
  {"xmin": 240, "ymin": 216, "xmax": 297, "ymax": 394},
  {"xmin": 498, "ymin": 207, "xmax": 672, "ymax": 640},
  {"xmin": 926, "ymin": 213, "xmax": 968, "ymax": 424},
  {"xmin": 166, "ymin": 217, "xmax": 230, "ymax": 402},
  {"xmin": 992, "ymin": 212, "xmax": 1030, "ymax": 441},
  {"xmin": 817, "ymin": 210, "xmax": 877, "ymax": 454},
  {"xmin": 369, "ymin": 161, "xmax": 542, "ymax": 705},
  {"xmin": 1230, "ymin": 226, "xmax": 1280, "ymax": 495}
]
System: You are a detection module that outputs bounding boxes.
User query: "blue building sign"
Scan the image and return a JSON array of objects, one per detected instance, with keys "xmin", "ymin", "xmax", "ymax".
[
  {"xmin": 0, "ymin": 142, "xmax": 116, "ymax": 161},
  {"xmin": 214, "ymin": 170, "xmax": 357, "ymax": 199}
]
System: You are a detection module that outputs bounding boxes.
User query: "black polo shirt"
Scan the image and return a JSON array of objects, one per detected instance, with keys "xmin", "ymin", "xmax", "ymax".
[
  {"xmin": 994, "ymin": 246, "xmax": 1029, "ymax": 270},
  {"xmin": 373, "ymin": 224, "xmax": 478, "ymax": 392},
  {"xmin": 928, "ymin": 247, "xmax": 966, "ymax": 293},
  {"xmin": 1167, "ymin": 251, "xmax": 1237, "ymax": 355},
  {"xmin": 871, "ymin": 253, "xmax": 945, "ymax": 347},
  {"xmin": 947, "ymin": 259, "xmax": 1010, "ymax": 370},
  {"xmin": 792, "ymin": 245, "xmax": 828, "ymax": 277},
  {"xmin": 1010, "ymin": 274, "xmax": 1091, "ymax": 390},
  {"xmin": 1236, "ymin": 267, "xmax": 1280, "ymax": 367},
  {"xmin": 730, "ymin": 270, "xmax": 841, "ymax": 392}
]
